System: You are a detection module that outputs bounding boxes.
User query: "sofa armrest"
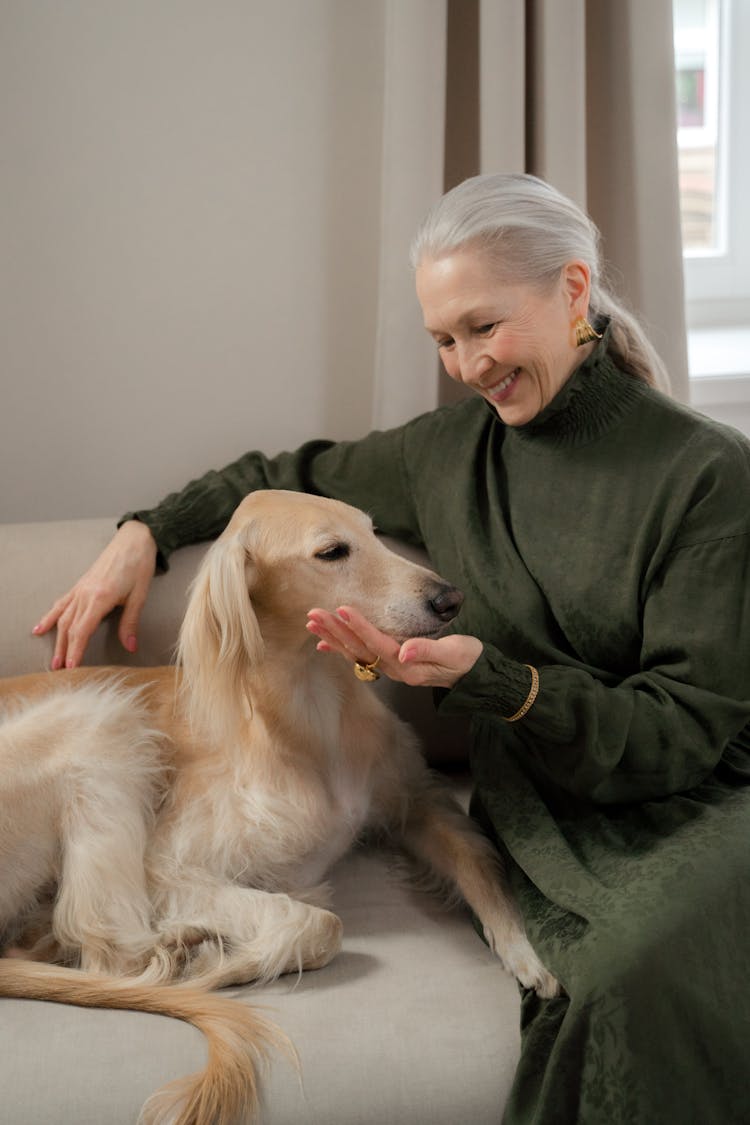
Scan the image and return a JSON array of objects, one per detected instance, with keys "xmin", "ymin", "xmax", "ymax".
[{"xmin": 0, "ymin": 519, "xmax": 209, "ymax": 676}]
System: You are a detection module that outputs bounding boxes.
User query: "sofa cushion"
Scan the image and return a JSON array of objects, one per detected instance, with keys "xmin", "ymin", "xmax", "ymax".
[{"xmin": 1, "ymin": 848, "xmax": 521, "ymax": 1124}]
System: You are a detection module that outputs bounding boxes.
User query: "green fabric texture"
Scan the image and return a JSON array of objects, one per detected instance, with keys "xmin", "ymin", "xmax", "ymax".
[{"xmin": 123, "ymin": 333, "xmax": 750, "ymax": 1123}]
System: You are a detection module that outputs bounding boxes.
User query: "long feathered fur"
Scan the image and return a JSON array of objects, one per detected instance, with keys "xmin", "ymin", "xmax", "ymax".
[
  {"xmin": 0, "ymin": 959, "xmax": 293, "ymax": 1125},
  {"xmin": 176, "ymin": 525, "xmax": 265, "ymax": 745}
]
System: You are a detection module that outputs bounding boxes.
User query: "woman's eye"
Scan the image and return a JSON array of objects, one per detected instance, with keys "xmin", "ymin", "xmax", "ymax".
[
  {"xmin": 476, "ymin": 323, "xmax": 496, "ymax": 336},
  {"xmin": 314, "ymin": 543, "xmax": 351, "ymax": 562},
  {"xmin": 436, "ymin": 338, "xmax": 454, "ymax": 351}
]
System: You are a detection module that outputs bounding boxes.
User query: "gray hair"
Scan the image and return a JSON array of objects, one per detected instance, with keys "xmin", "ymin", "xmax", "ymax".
[{"xmin": 410, "ymin": 173, "xmax": 669, "ymax": 391}]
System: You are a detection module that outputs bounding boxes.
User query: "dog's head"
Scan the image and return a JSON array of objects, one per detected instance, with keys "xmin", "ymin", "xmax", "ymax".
[{"xmin": 177, "ymin": 490, "xmax": 463, "ymax": 737}]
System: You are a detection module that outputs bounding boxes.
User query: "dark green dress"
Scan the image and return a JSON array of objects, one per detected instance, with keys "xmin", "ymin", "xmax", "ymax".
[{"xmin": 126, "ymin": 332, "xmax": 750, "ymax": 1123}]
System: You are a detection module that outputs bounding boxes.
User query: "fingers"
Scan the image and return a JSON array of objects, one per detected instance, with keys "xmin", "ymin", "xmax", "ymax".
[
  {"xmin": 397, "ymin": 636, "xmax": 438, "ymax": 665},
  {"xmin": 307, "ymin": 608, "xmax": 483, "ymax": 690},
  {"xmin": 32, "ymin": 593, "xmax": 73, "ymax": 638},
  {"xmin": 32, "ymin": 593, "xmax": 82, "ymax": 670},
  {"xmin": 31, "ymin": 520, "xmax": 157, "ymax": 670},
  {"xmin": 31, "ymin": 593, "xmax": 75, "ymax": 668},
  {"xmin": 47, "ymin": 588, "xmax": 118, "ymax": 670},
  {"xmin": 399, "ymin": 633, "xmax": 484, "ymax": 687},
  {"xmin": 306, "ymin": 606, "xmax": 399, "ymax": 667},
  {"xmin": 117, "ymin": 580, "xmax": 151, "ymax": 656}
]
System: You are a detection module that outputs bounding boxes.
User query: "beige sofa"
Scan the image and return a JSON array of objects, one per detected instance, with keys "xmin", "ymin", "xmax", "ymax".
[{"xmin": 0, "ymin": 517, "xmax": 521, "ymax": 1125}]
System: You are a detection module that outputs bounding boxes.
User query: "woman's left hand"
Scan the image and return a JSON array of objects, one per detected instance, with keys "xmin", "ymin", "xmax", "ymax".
[{"xmin": 306, "ymin": 605, "xmax": 483, "ymax": 690}]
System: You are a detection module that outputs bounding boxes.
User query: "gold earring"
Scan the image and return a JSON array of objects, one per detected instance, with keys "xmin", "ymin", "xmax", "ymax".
[{"xmin": 574, "ymin": 316, "xmax": 602, "ymax": 348}]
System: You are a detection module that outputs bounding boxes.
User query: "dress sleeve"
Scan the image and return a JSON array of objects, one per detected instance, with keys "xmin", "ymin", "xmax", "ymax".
[
  {"xmin": 119, "ymin": 426, "xmax": 426, "ymax": 568},
  {"xmin": 440, "ymin": 530, "xmax": 750, "ymax": 804}
]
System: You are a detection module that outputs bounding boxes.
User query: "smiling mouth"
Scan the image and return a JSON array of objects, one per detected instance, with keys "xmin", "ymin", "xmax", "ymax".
[{"xmin": 486, "ymin": 368, "xmax": 521, "ymax": 399}]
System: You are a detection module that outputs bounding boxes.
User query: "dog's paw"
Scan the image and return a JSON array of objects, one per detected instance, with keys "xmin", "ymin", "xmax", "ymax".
[
  {"xmin": 158, "ymin": 924, "xmax": 211, "ymax": 953},
  {"xmin": 297, "ymin": 909, "xmax": 343, "ymax": 971},
  {"xmin": 518, "ymin": 960, "xmax": 561, "ymax": 999},
  {"xmin": 504, "ymin": 940, "xmax": 561, "ymax": 999}
]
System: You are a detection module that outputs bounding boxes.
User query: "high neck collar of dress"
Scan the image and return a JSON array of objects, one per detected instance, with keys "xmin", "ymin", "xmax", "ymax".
[{"xmin": 504, "ymin": 319, "xmax": 646, "ymax": 448}]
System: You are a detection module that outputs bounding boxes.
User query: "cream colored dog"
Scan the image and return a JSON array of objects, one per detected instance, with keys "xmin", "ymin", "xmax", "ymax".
[{"xmin": 0, "ymin": 490, "xmax": 557, "ymax": 1125}]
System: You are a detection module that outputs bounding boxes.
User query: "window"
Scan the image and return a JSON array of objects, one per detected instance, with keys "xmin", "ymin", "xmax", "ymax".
[
  {"xmin": 674, "ymin": 0, "xmax": 750, "ymax": 427},
  {"xmin": 674, "ymin": 0, "xmax": 722, "ymax": 255},
  {"xmin": 674, "ymin": 0, "xmax": 750, "ymax": 330}
]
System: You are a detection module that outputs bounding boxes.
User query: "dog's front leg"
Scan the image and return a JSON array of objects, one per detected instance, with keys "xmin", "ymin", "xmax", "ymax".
[
  {"xmin": 400, "ymin": 789, "xmax": 560, "ymax": 998},
  {"xmin": 152, "ymin": 876, "xmax": 343, "ymax": 988}
]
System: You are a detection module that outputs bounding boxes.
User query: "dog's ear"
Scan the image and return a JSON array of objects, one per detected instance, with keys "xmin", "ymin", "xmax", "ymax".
[{"xmin": 177, "ymin": 523, "xmax": 264, "ymax": 740}]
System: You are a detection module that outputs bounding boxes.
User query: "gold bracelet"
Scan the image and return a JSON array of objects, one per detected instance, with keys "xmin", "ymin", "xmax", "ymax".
[{"xmin": 503, "ymin": 664, "xmax": 540, "ymax": 723}]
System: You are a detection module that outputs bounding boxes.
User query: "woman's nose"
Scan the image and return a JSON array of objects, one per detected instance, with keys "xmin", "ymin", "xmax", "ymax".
[{"xmin": 457, "ymin": 343, "xmax": 493, "ymax": 386}]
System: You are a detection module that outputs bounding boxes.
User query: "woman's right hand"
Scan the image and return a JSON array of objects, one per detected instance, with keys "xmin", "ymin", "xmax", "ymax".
[{"xmin": 32, "ymin": 519, "xmax": 158, "ymax": 670}]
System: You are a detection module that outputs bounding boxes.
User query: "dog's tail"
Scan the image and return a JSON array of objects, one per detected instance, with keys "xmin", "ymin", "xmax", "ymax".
[{"xmin": 0, "ymin": 959, "xmax": 294, "ymax": 1125}]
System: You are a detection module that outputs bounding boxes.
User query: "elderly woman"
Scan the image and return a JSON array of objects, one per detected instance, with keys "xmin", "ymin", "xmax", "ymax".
[{"xmin": 37, "ymin": 174, "xmax": 750, "ymax": 1123}]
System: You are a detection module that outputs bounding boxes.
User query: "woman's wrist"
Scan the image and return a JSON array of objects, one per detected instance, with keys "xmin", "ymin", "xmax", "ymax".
[
  {"xmin": 502, "ymin": 664, "xmax": 540, "ymax": 722},
  {"xmin": 437, "ymin": 642, "xmax": 540, "ymax": 721}
]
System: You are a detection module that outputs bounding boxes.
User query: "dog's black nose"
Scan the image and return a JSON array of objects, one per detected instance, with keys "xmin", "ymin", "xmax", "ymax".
[{"xmin": 429, "ymin": 584, "xmax": 464, "ymax": 622}]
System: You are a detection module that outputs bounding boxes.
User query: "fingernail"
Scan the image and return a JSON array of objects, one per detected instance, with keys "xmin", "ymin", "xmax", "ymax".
[
  {"xmin": 32, "ymin": 624, "xmax": 41, "ymax": 635},
  {"xmin": 316, "ymin": 641, "xmax": 331, "ymax": 653},
  {"xmin": 336, "ymin": 608, "xmax": 351, "ymax": 622},
  {"xmin": 51, "ymin": 656, "xmax": 62, "ymax": 671},
  {"xmin": 125, "ymin": 635, "xmax": 137, "ymax": 653}
]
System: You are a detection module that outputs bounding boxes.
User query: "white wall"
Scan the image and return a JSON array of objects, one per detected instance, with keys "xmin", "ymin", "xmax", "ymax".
[{"xmin": 0, "ymin": 1, "xmax": 431, "ymax": 522}]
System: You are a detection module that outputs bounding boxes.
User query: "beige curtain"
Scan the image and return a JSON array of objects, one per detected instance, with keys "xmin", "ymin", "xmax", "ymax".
[
  {"xmin": 371, "ymin": 0, "xmax": 448, "ymax": 430},
  {"xmin": 372, "ymin": 0, "xmax": 689, "ymax": 426}
]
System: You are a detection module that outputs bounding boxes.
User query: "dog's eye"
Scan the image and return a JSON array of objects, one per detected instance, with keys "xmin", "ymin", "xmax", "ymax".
[{"xmin": 314, "ymin": 543, "xmax": 351, "ymax": 562}]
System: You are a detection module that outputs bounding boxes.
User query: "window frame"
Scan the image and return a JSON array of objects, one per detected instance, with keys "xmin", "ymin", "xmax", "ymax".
[{"xmin": 678, "ymin": 0, "xmax": 750, "ymax": 330}]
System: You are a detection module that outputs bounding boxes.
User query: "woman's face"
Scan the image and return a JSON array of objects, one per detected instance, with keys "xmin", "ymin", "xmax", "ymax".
[{"xmin": 415, "ymin": 249, "xmax": 592, "ymax": 426}]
